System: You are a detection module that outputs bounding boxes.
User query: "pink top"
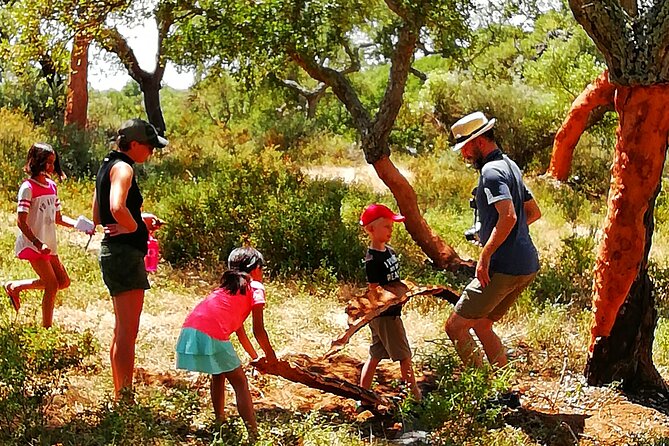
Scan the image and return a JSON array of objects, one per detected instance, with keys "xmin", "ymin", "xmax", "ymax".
[{"xmin": 182, "ymin": 281, "xmax": 266, "ymax": 341}]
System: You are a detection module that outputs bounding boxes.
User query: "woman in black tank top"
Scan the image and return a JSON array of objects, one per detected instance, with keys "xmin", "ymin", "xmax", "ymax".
[{"xmin": 92, "ymin": 118, "xmax": 167, "ymax": 400}]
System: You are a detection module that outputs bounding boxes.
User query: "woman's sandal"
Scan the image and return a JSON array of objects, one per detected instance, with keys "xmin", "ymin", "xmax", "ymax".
[{"xmin": 4, "ymin": 282, "xmax": 20, "ymax": 312}]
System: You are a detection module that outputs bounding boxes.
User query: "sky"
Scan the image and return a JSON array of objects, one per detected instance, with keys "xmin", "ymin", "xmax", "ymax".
[{"xmin": 87, "ymin": 20, "xmax": 195, "ymax": 92}]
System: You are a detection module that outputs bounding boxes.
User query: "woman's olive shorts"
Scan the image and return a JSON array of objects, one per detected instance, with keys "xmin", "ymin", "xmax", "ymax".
[{"xmin": 99, "ymin": 243, "xmax": 150, "ymax": 296}]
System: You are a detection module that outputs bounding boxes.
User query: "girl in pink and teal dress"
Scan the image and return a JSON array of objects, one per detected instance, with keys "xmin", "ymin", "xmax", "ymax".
[{"xmin": 175, "ymin": 247, "xmax": 276, "ymax": 437}]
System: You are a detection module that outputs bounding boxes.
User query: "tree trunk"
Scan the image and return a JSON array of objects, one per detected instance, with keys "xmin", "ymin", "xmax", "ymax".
[
  {"xmin": 372, "ymin": 156, "xmax": 472, "ymax": 270},
  {"xmin": 589, "ymin": 85, "xmax": 669, "ymax": 345},
  {"xmin": 140, "ymin": 76, "xmax": 166, "ymax": 136},
  {"xmin": 585, "ymin": 86, "xmax": 669, "ymax": 392},
  {"xmin": 547, "ymin": 70, "xmax": 615, "ymax": 181},
  {"xmin": 585, "ymin": 178, "xmax": 666, "ymax": 392},
  {"xmin": 64, "ymin": 31, "xmax": 91, "ymax": 128}
]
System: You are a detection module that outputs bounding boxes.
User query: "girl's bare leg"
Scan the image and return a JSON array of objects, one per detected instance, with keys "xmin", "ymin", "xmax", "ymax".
[
  {"xmin": 225, "ymin": 367, "xmax": 257, "ymax": 438},
  {"xmin": 211, "ymin": 373, "xmax": 227, "ymax": 422}
]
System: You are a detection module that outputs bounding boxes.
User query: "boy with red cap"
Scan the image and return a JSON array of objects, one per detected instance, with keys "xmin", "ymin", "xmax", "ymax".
[{"xmin": 358, "ymin": 203, "xmax": 422, "ymax": 403}]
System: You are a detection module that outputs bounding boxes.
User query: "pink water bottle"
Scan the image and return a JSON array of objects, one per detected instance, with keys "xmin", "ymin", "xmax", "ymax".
[{"xmin": 145, "ymin": 234, "xmax": 160, "ymax": 273}]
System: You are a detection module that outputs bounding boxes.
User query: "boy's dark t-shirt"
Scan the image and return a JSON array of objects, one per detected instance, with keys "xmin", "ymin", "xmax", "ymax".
[{"xmin": 364, "ymin": 246, "xmax": 402, "ymax": 317}]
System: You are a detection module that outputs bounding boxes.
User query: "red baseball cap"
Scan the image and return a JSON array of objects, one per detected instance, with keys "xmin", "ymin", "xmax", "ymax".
[{"xmin": 359, "ymin": 204, "xmax": 405, "ymax": 226}]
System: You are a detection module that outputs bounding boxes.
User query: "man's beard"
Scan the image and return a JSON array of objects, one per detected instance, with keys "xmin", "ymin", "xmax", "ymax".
[
  {"xmin": 470, "ymin": 147, "xmax": 485, "ymax": 170},
  {"xmin": 473, "ymin": 155, "xmax": 485, "ymax": 170}
]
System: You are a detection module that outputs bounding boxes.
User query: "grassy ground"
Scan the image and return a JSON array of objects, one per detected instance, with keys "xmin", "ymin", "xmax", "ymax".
[{"xmin": 2, "ymin": 155, "xmax": 669, "ymax": 445}]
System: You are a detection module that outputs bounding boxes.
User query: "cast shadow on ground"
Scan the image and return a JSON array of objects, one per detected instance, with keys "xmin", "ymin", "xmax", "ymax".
[{"xmin": 505, "ymin": 407, "xmax": 588, "ymax": 446}]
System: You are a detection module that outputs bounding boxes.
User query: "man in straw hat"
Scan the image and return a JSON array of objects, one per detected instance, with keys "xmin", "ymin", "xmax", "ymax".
[{"xmin": 445, "ymin": 111, "xmax": 542, "ymax": 369}]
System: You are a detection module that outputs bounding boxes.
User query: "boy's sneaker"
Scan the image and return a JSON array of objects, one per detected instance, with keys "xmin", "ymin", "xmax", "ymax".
[{"xmin": 4, "ymin": 283, "xmax": 20, "ymax": 312}]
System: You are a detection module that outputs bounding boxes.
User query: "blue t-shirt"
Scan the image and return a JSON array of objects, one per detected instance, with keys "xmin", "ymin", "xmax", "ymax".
[{"xmin": 476, "ymin": 149, "xmax": 539, "ymax": 276}]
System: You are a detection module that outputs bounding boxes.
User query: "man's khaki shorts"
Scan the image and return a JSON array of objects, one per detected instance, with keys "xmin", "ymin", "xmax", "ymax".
[
  {"xmin": 455, "ymin": 272, "xmax": 536, "ymax": 321},
  {"xmin": 369, "ymin": 316, "xmax": 412, "ymax": 361}
]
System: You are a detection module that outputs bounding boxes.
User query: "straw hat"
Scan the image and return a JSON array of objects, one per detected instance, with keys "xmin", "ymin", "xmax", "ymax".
[{"xmin": 450, "ymin": 112, "xmax": 496, "ymax": 151}]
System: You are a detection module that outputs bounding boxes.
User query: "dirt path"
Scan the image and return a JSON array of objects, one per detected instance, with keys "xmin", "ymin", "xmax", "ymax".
[{"xmin": 303, "ymin": 165, "xmax": 413, "ymax": 193}]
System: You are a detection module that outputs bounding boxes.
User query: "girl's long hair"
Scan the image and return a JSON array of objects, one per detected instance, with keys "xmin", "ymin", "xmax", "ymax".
[
  {"xmin": 219, "ymin": 270, "xmax": 251, "ymax": 295},
  {"xmin": 24, "ymin": 142, "xmax": 65, "ymax": 180}
]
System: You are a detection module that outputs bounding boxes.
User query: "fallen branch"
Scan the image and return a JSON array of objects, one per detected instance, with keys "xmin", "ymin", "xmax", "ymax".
[{"xmin": 325, "ymin": 281, "xmax": 459, "ymax": 358}]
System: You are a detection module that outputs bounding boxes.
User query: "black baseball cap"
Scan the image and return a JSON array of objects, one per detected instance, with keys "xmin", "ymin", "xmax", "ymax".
[{"xmin": 118, "ymin": 119, "xmax": 168, "ymax": 148}]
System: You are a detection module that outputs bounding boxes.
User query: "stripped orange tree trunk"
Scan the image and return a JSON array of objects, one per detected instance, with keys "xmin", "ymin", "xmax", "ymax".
[
  {"xmin": 64, "ymin": 31, "xmax": 91, "ymax": 128},
  {"xmin": 586, "ymin": 85, "xmax": 669, "ymax": 390},
  {"xmin": 547, "ymin": 70, "xmax": 615, "ymax": 180},
  {"xmin": 566, "ymin": 0, "xmax": 669, "ymax": 392}
]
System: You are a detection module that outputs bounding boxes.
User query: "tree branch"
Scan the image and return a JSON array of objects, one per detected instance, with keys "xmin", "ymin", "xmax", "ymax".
[
  {"xmin": 410, "ymin": 66, "xmax": 427, "ymax": 82},
  {"xmin": 288, "ymin": 48, "xmax": 372, "ymax": 133},
  {"xmin": 98, "ymin": 27, "xmax": 149, "ymax": 84},
  {"xmin": 371, "ymin": 22, "xmax": 419, "ymax": 149}
]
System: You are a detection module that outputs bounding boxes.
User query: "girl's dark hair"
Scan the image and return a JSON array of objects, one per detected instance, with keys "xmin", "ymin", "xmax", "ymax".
[
  {"xmin": 219, "ymin": 270, "xmax": 251, "ymax": 294},
  {"xmin": 24, "ymin": 142, "xmax": 64, "ymax": 179},
  {"xmin": 227, "ymin": 247, "xmax": 264, "ymax": 274}
]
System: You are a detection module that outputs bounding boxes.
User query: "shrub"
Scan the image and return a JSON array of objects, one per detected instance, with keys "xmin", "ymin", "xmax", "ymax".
[
  {"xmin": 155, "ymin": 147, "xmax": 365, "ymax": 280},
  {"xmin": 0, "ymin": 109, "xmax": 44, "ymax": 199},
  {"xmin": 0, "ymin": 322, "xmax": 97, "ymax": 443},
  {"xmin": 530, "ymin": 233, "xmax": 596, "ymax": 307},
  {"xmin": 401, "ymin": 341, "xmax": 511, "ymax": 444},
  {"xmin": 424, "ymin": 71, "xmax": 561, "ymax": 170},
  {"xmin": 46, "ymin": 123, "xmax": 109, "ymax": 179}
]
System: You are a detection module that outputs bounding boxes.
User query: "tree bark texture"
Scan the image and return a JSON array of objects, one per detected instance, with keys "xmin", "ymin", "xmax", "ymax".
[
  {"xmin": 64, "ymin": 32, "xmax": 91, "ymax": 129},
  {"xmin": 569, "ymin": 0, "xmax": 669, "ymax": 85},
  {"xmin": 586, "ymin": 178, "xmax": 666, "ymax": 392},
  {"xmin": 590, "ymin": 85, "xmax": 669, "ymax": 346},
  {"xmin": 372, "ymin": 156, "xmax": 470, "ymax": 270},
  {"xmin": 547, "ymin": 70, "xmax": 615, "ymax": 181}
]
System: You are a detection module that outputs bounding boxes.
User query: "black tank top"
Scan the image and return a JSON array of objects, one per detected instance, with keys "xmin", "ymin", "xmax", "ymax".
[{"xmin": 96, "ymin": 150, "xmax": 148, "ymax": 253}]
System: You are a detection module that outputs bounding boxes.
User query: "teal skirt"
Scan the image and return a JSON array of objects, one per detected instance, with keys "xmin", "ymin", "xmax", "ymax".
[{"xmin": 175, "ymin": 327, "xmax": 241, "ymax": 374}]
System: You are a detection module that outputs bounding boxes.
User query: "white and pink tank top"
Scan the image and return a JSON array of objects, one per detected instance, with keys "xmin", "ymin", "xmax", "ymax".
[{"xmin": 14, "ymin": 178, "xmax": 62, "ymax": 256}]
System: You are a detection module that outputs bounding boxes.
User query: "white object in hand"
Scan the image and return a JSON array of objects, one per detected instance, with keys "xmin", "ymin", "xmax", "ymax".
[{"xmin": 75, "ymin": 216, "xmax": 95, "ymax": 233}]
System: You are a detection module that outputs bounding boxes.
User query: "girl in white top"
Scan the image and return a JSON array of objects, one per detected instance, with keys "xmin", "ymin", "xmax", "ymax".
[{"xmin": 4, "ymin": 143, "xmax": 93, "ymax": 327}]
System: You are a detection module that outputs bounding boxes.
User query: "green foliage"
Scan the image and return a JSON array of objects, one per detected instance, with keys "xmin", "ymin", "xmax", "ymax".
[
  {"xmin": 87, "ymin": 84, "xmax": 145, "ymax": 132},
  {"xmin": 211, "ymin": 412, "xmax": 364, "ymax": 446},
  {"xmin": 154, "ymin": 147, "xmax": 365, "ymax": 279},
  {"xmin": 654, "ymin": 178, "xmax": 669, "ymax": 227},
  {"xmin": 425, "ymin": 71, "xmax": 561, "ymax": 169},
  {"xmin": 0, "ymin": 109, "xmax": 44, "ymax": 199},
  {"xmin": 0, "ymin": 68, "xmax": 67, "ymax": 125},
  {"xmin": 530, "ymin": 233, "xmax": 596, "ymax": 307},
  {"xmin": 47, "ymin": 123, "xmax": 110, "ymax": 178},
  {"xmin": 402, "ymin": 342, "xmax": 511, "ymax": 445},
  {"xmin": 0, "ymin": 322, "xmax": 97, "ymax": 443},
  {"xmin": 650, "ymin": 261, "xmax": 669, "ymax": 318},
  {"xmin": 54, "ymin": 385, "xmax": 202, "ymax": 446}
]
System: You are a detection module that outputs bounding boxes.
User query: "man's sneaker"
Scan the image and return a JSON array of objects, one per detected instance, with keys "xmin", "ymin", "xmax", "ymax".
[
  {"xmin": 4, "ymin": 283, "xmax": 20, "ymax": 312},
  {"xmin": 485, "ymin": 390, "xmax": 521, "ymax": 410},
  {"xmin": 355, "ymin": 400, "xmax": 375, "ymax": 414}
]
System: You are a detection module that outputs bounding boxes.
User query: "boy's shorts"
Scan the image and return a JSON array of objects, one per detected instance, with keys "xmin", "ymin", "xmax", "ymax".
[
  {"xmin": 455, "ymin": 272, "xmax": 536, "ymax": 321},
  {"xmin": 369, "ymin": 316, "xmax": 412, "ymax": 361},
  {"xmin": 99, "ymin": 243, "xmax": 150, "ymax": 297}
]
